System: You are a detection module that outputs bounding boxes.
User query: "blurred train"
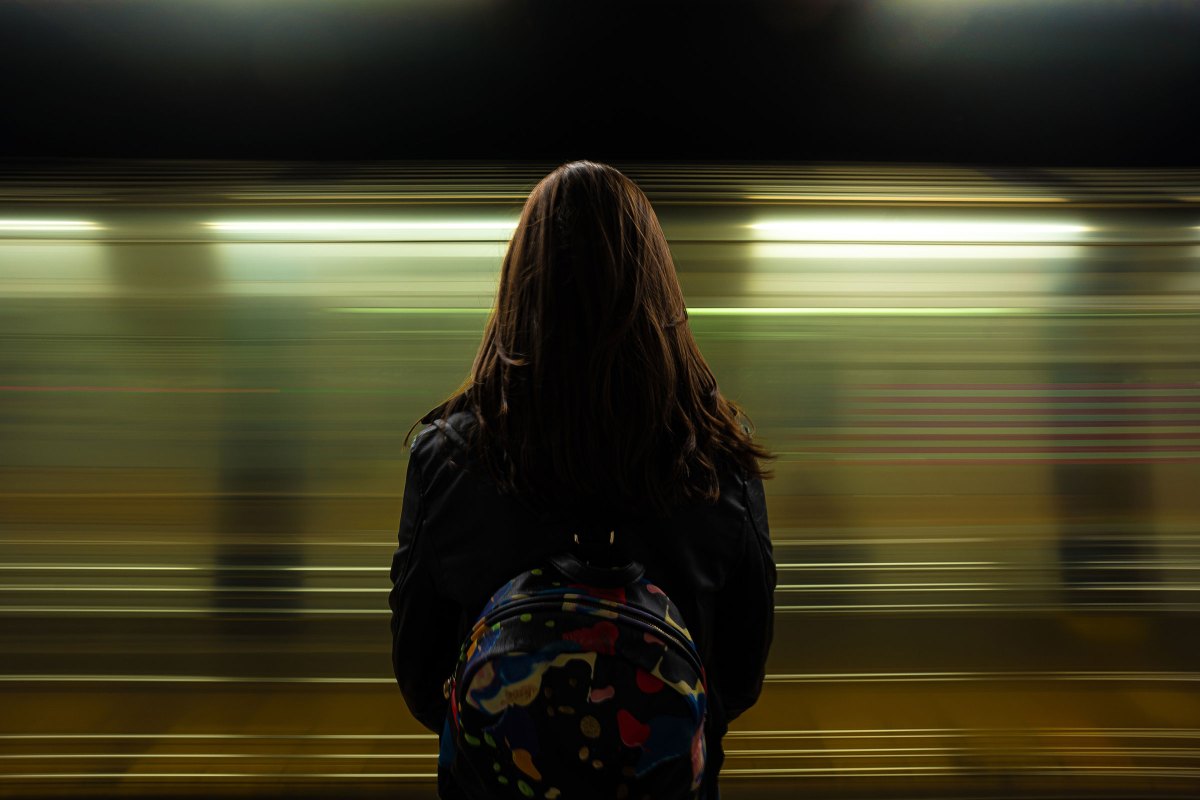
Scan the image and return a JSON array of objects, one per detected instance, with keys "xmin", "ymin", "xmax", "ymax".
[{"xmin": 1, "ymin": 162, "xmax": 1198, "ymax": 798}]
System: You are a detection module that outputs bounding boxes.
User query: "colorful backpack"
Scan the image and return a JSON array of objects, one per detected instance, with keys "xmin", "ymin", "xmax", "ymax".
[{"xmin": 440, "ymin": 531, "xmax": 708, "ymax": 800}]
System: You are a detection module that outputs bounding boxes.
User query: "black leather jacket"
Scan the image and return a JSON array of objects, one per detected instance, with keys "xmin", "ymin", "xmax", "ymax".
[{"xmin": 388, "ymin": 411, "xmax": 775, "ymax": 799}]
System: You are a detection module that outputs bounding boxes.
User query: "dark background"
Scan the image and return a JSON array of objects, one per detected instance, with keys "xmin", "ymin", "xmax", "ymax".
[{"xmin": 1, "ymin": 0, "xmax": 1198, "ymax": 166}]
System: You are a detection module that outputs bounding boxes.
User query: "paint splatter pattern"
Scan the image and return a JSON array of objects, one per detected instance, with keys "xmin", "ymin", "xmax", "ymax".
[{"xmin": 441, "ymin": 565, "xmax": 707, "ymax": 799}]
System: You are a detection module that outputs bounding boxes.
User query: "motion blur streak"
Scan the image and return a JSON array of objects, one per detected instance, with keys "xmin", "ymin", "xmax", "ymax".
[
  {"xmin": 1, "ymin": 162, "xmax": 1198, "ymax": 799},
  {"xmin": 748, "ymin": 219, "xmax": 1090, "ymax": 242},
  {"xmin": 0, "ymin": 220, "xmax": 102, "ymax": 233},
  {"xmin": 205, "ymin": 220, "xmax": 518, "ymax": 239}
]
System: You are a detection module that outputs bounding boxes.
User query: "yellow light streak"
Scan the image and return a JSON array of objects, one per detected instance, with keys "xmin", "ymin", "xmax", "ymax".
[
  {"xmin": 750, "ymin": 243, "xmax": 1080, "ymax": 260},
  {"xmin": 779, "ymin": 562, "xmax": 999, "ymax": 568},
  {"xmin": 0, "ymin": 564, "xmax": 384, "ymax": 571},
  {"xmin": 0, "ymin": 675, "xmax": 395, "ymax": 682},
  {"xmin": 0, "ymin": 753, "xmax": 435, "ymax": 759},
  {"xmin": 744, "ymin": 194, "xmax": 1068, "ymax": 203},
  {"xmin": 749, "ymin": 219, "xmax": 1089, "ymax": 242},
  {"xmin": 0, "ymin": 586, "xmax": 383, "ymax": 593},
  {"xmin": 0, "ymin": 733, "xmax": 437, "ymax": 739},
  {"xmin": 204, "ymin": 220, "xmax": 517, "ymax": 240},
  {"xmin": 0, "ymin": 220, "xmax": 102, "ymax": 232},
  {"xmin": 326, "ymin": 306, "xmax": 1038, "ymax": 316},
  {"xmin": 687, "ymin": 307, "xmax": 1034, "ymax": 316},
  {"xmin": 1, "ymin": 773, "xmax": 437, "ymax": 780},
  {"xmin": 720, "ymin": 766, "xmax": 1200, "ymax": 776},
  {"xmin": 725, "ymin": 727, "xmax": 1200, "ymax": 737},
  {"xmin": 226, "ymin": 193, "xmax": 527, "ymax": 201},
  {"xmin": 0, "ymin": 606, "xmax": 387, "ymax": 614}
]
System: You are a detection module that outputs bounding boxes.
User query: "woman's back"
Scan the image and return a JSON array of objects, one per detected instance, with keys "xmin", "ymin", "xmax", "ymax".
[
  {"xmin": 390, "ymin": 410, "xmax": 774, "ymax": 799},
  {"xmin": 388, "ymin": 161, "xmax": 775, "ymax": 799}
]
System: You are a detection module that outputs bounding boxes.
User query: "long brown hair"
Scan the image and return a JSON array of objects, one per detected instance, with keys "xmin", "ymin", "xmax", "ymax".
[{"xmin": 415, "ymin": 161, "xmax": 771, "ymax": 518}]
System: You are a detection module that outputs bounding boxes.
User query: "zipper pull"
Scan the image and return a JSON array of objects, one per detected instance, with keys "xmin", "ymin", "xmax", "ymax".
[{"xmin": 443, "ymin": 674, "xmax": 454, "ymax": 700}]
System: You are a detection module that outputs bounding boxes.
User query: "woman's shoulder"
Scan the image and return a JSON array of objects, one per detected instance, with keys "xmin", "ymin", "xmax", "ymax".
[{"xmin": 410, "ymin": 409, "xmax": 478, "ymax": 468}]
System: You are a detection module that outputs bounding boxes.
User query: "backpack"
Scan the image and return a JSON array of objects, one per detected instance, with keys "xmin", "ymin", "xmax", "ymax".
[{"xmin": 439, "ymin": 528, "xmax": 708, "ymax": 800}]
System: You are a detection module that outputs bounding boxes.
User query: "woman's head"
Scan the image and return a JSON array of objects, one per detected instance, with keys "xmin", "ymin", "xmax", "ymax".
[
  {"xmin": 424, "ymin": 161, "xmax": 770, "ymax": 517},
  {"xmin": 494, "ymin": 161, "xmax": 686, "ymax": 382}
]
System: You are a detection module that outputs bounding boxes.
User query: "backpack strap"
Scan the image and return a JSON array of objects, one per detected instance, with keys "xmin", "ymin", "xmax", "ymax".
[{"xmin": 432, "ymin": 417, "xmax": 470, "ymax": 451}]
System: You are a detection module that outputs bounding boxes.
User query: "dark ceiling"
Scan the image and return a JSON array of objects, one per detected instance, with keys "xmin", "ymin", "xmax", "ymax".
[{"xmin": 1, "ymin": 0, "xmax": 1197, "ymax": 166}]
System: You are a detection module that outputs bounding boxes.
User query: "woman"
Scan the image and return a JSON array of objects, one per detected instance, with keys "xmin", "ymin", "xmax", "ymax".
[{"xmin": 389, "ymin": 161, "xmax": 775, "ymax": 799}]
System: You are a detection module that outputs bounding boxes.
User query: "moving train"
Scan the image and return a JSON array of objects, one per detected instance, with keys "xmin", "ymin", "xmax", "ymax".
[{"xmin": 1, "ymin": 162, "xmax": 1198, "ymax": 797}]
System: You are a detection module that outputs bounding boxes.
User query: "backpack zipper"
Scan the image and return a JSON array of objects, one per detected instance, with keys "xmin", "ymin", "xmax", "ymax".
[{"xmin": 470, "ymin": 595, "xmax": 705, "ymax": 679}]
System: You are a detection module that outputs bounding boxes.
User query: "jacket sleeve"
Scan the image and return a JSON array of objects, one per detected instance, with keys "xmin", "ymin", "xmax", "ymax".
[
  {"xmin": 389, "ymin": 439, "xmax": 462, "ymax": 732},
  {"xmin": 714, "ymin": 475, "xmax": 776, "ymax": 721}
]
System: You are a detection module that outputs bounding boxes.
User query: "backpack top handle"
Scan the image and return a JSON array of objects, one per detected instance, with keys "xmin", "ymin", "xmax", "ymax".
[{"xmin": 552, "ymin": 526, "xmax": 646, "ymax": 587}]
